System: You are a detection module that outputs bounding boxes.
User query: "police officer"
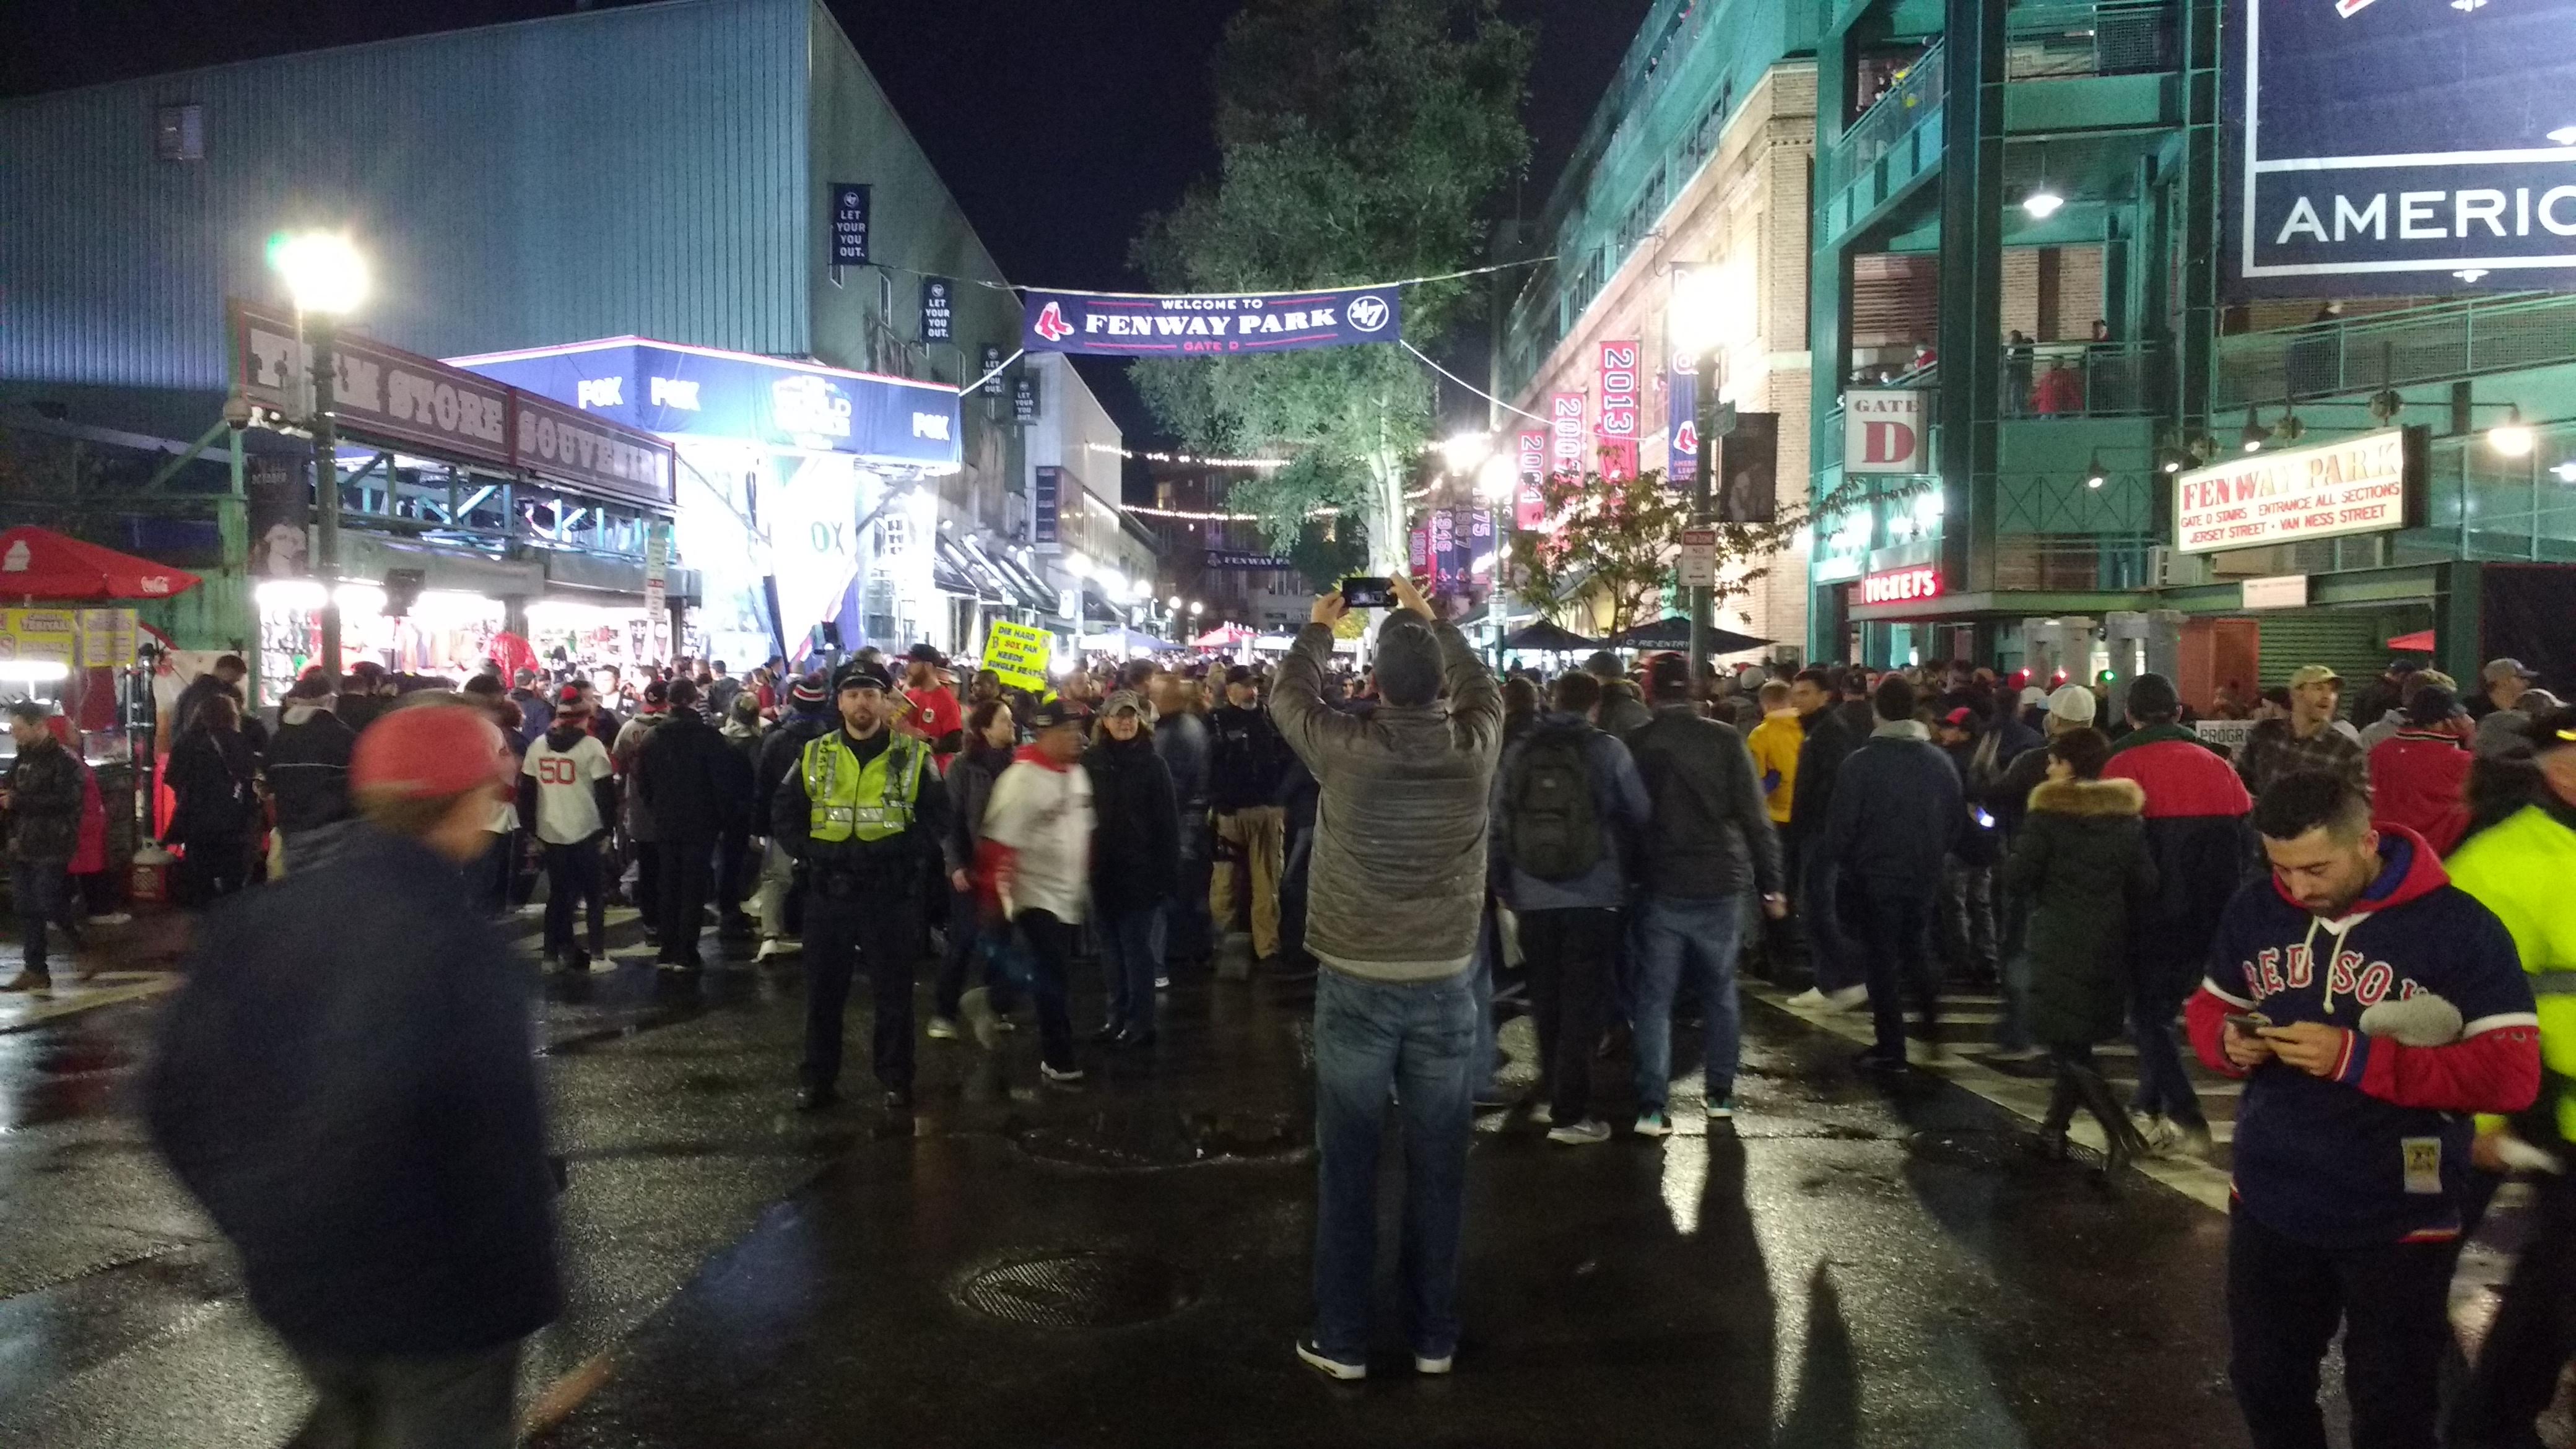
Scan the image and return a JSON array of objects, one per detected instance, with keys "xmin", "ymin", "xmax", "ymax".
[{"xmin": 773, "ymin": 659, "xmax": 955, "ymax": 1112}]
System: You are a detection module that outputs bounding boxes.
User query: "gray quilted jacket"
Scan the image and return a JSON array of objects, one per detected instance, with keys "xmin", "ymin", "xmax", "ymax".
[{"xmin": 1270, "ymin": 620, "xmax": 1502, "ymax": 981}]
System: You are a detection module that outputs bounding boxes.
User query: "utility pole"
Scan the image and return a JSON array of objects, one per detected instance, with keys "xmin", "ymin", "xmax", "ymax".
[
  {"xmin": 309, "ymin": 316, "xmax": 343, "ymax": 689},
  {"xmin": 1687, "ymin": 349, "xmax": 1733, "ymax": 685}
]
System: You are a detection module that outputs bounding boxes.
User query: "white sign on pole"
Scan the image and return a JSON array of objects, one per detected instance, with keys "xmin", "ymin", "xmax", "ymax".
[
  {"xmin": 1843, "ymin": 389, "xmax": 1926, "ymax": 474},
  {"xmin": 1678, "ymin": 527, "xmax": 1718, "ymax": 588},
  {"xmin": 2174, "ymin": 427, "xmax": 2423, "ymax": 555},
  {"xmin": 2240, "ymin": 574, "xmax": 2308, "ymax": 609},
  {"xmin": 2195, "ymin": 718, "xmax": 2256, "ymax": 759}
]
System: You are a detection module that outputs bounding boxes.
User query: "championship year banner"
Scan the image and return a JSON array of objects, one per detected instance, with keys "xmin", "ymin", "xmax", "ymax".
[
  {"xmin": 1022, "ymin": 283, "xmax": 1402, "ymax": 356},
  {"xmin": 1513, "ymin": 429, "xmax": 1548, "ymax": 529},
  {"xmin": 2227, "ymin": 0, "xmax": 2576, "ymax": 292},
  {"xmin": 980, "ymin": 619, "xmax": 1053, "ymax": 692}
]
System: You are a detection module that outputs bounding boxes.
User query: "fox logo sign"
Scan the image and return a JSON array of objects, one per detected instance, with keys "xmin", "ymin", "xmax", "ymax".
[{"xmin": 1032, "ymin": 301, "xmax": 1075, "ymax": 344}]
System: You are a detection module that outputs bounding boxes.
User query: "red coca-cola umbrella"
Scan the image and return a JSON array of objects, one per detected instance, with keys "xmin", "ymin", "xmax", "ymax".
[{"xmin": 0, "ymin": 526, "xmax": 202, "ymax": 603}]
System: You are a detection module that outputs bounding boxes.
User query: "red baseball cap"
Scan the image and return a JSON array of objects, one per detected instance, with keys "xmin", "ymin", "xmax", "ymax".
[{"xmin": 352, "ymin": 703, "xmax": 513, "ymax": 801}]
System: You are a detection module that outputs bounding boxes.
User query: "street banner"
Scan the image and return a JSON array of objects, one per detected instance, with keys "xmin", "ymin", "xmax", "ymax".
[
  {"xmin": 1033, "ymin": 466, "xmax": 1063, "ymax": 548},
  {"xmin": 1549, "ymin": 392, "xmax": 1585, "ymax": 474},
  {"xmin": 247, "ymin": 459, "xmax": 308, "ymax": 578},
  {"xmin": 1716, "ymin": 413, "xmax": 1778, "ymax": 524},
  {"xmin": 2174, "ymin": 425, "xmax": 2427, "ymax": 554},
  {"xmin": 1431, "ymin": 509, "xmax": 1458, "ymax": 593},
  {"xmin": 1206, "ymin": 550, "xmax": 1294, "ymax": 568},
  {"xmin": 980, "ymin": 344, "xmax": 1006, "ymax": 396},
  {"xmin": 1598, "ymin": 440, "xmax": 1638, "ymax": 484},
  {"xmin": 1013, "ymin": 376, "xmax": 1038, "ymax": 424},
  {"xmin": 1844, "ymin": 389, "xmax": 1926, "ymax": 474},
  {"xmin": 2227, "ymin": 0, "xmax": 2576, "ymax": 292},
  {"xmin": 1596, "ymin": 339, "xmax": 1640, "ymax": 442},
  {"xmin": 830, "ymin": 184, "xmax": 871, "ymax": 266},
  {"xmin": 1468, "ymin": 508, "xmax": 1494, "ymax": 576},
  {"xmin": 1515, "ymin": 429, "xmax": 1547, "ymax": 529},
  {"xmin": 921, "ymin": 277, "xmax": 954, "ymax": 342},
  {"xmin": 981, "ymin": 618, "xmax": 1053, "ymax": 692},
  {"xmin": 1668, "ymin": 352, "xmax": 1699, "ymax": 485},
  {"xmin": 1020, "ymin": 282, "xmax": 1401, "ymax": 356},
  {"xmin": 1410, "ymin": 527, "xmax": 1430, "ymax": 576}
]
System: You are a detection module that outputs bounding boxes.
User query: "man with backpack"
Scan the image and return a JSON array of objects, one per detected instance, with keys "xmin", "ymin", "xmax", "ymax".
[
  {"xmin": 1624, "ymin": 655, "xmax": 1786, "ymax": 1133},
  {"xmin": 1490, "ymin": 671, "xmax": 1651, "ymax": 1144}
]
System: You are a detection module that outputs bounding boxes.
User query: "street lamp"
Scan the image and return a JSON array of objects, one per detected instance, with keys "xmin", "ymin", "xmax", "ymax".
[
  {"xmin": 1669, "ymin": 263, "xmax": 1745, "ymax": 683},
  {"xmin": 1189, "ymin": 601, "xmax": 1204, "ymax": 617},
  {"xmin": 268, "ymin": 230, "xmax": 369, "ymax": 689},
  {"xmin": 1475, "ymin": 451, "xmax": 1516, "ymax": 503},
  {"xmin": 2489, "ymin": 405, "xmax": 2535, "ymax": 458},
  {"xmin": 1439, "ymin": 431, "xmax": 1495, "ymax": 474}
]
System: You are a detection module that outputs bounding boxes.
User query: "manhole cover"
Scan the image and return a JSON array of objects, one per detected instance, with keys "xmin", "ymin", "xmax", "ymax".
[{"xmin": 955, "ymin": 1251, "xmax": 1193, "ymax": 1328}]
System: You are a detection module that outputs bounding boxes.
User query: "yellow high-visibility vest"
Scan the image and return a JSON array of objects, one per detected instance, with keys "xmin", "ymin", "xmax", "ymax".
[
  {"xmin": 2447, "ymin": 803, "xmax": 2576, "ymax": 1141},
  {"xmin": 800, "ymin": 731, "xmax": 926, "ymax": 843}
]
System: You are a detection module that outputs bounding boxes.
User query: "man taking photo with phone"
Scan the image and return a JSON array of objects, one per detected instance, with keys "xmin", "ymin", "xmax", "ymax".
[{"xmin": 2187, "ymin": 770, "xmax": 2539, "ymax": 1449}]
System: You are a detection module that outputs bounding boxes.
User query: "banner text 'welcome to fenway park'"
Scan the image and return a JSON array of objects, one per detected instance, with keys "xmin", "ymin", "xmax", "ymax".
[{"xmin": 1020, "ymin": 283, "xmax": 1403, "ymax": 357}]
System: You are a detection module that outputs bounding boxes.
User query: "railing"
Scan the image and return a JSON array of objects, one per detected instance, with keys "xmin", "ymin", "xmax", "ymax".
[
  {"xmin": 2001, "ymin": 341, "xmax": 2167, "ymax": 419},
  {"xmin": 2004, "ymin": 1, "xmax": 2177, "ymax": 80},
  {"xmin": 2214, "ymin": 292, "xmax": 2576, "ymax": 411},
  {"xmin": 1834, "ymin": 40, "xmax": 1946, "ymax": 194}
]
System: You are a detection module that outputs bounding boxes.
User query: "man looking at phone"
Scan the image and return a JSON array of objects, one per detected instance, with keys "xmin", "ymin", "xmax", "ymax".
[
  {"xmin": 1271, "ymin": 574, "xmax": 1500, "ymax": 1381},
  {"xmin": 2187, "ymin": 770, "xmax": 2539, "ymax": 1449}
]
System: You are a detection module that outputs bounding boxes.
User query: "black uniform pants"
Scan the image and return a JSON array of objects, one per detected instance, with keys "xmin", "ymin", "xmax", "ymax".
[
  {"xmin": 2454, "ymin": 1168, "xmax": 2576, "ymax": 1449},
  {"xmin": 541, "ymin": 842, "xmax": 606, "ymax": 957},
  {"xmin": 2226, "ymin": 1206, "xmax": 2457, "ymax": 1449},
  {"xmin": 630, "ymin": 840, "xmax": 663, "ymax": 936},
  {"xmin": 1520, "ymin": 907, "xmax": 1620, "ymax": 1125},
  {"xmin": 658, "ymin": 838, "xmax": 713, "ymax": 964},
  {"xmin": 801, "ymin": 890, "xmax": 921, "ymax": 1094},
  {"xmin": 1852, "ymin": 882, "xmax": 1939, "ymax": 1057}
]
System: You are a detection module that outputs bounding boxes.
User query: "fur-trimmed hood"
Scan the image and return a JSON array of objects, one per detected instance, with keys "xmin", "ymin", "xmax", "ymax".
[{"xmin": 2027, "ymin": 775, "xmax": 2145, "ymax": 817}]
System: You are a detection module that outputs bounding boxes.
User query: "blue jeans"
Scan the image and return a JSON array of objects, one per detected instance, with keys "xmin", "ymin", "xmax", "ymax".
[
  {"xmin": 2128, "ymin": 980, "xmax": 2208, "ymax": 1129},
  {"xmin": 1631, "ymin": 894, "xmax": 1749, "ymax": 1111},
  {"xmin": 1312, "ymin": 967, "xmax": 1476, "ymax": 1364},
  {"xmin": 1097, "ymin": 902, "xmax": 1165, "ymax": 1033}
]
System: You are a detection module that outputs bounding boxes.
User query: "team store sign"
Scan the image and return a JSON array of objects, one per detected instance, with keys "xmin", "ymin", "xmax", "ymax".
[{"xmin": 2174, "ymin": 427, "xmax": 2424, "ymax": 554}]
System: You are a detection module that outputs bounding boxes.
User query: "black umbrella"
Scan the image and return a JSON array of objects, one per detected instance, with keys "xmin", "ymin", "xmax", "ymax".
[
  {"xmin": 1603, "ymin": 615, "xmax": 1772, "ymax": 654},
  {"xmin": 1502, "ymin": 620, "xmax": 1599, "ymax": 653}
]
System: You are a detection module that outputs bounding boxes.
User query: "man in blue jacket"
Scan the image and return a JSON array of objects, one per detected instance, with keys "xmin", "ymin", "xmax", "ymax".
[
  {"xmin": 146, "ymin": 703, "xmax": 559, "ymax": 1449},
  {"xmin": 1491, "ymin": 670, "xmax": 1651, "ymax": 1143},
  {"xmin": 1825, "ymin": 673, "xmax": 1965, "ymax": 1068},
  {"xmin": 2187, "ymin": 771, "xmax": 2539, "ymax": 1449}
]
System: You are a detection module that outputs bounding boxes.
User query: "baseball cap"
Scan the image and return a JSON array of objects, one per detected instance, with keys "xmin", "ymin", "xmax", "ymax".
[
  {"xmin": 1943, "ymin": 706, "xmax": 1977, "ymax": 728},
  {"xmin": 555, "ymin": 682, "xmax": 585, "ymax": 707},
  {"xmin": 790, "ymin": 673, "xmax": 829, "ymax": 705},
  {"xmin": 2385, "ymin": 658, "xmax": 2423, "ymax": 676},
  {"xmin": 1223, "ymin": 664, "xmax": 1256, "ymax": 686},
  {"xmin": 2046, "ymin": 684, "xmax": 2097, "ymax": 724},
  {"xmin": 1646, "ymin": 653, "xmax": 1692, "ymax": 696},
  {"xmin": 833, "ymin": 661, "xmax": 895, "ymax": 694},
  {"xmin": 2287, "ymin": 664, "xmax": 2343, "ymax": 689},
  {"xmin": 1022, "ymin": 698, "xmax": 1088, "ymax": 731},
  {"xmin": 2528, "ymin": 704, "xmax": 2576, "ymax": 753},
  {"xmin": 351, "ymin": 703, "xmax": 511, "ymax": 801},
  {"xmin": 906, "ymin": 643, "xmax": 949, "ymax": 667},
  {"xmin": 2414, "ymin": 669, "xmax": 2458, "ymax": 694},
  {"xmin": 2483, "ymin": 658, "xmax": 2542, "ymax": 685},
  {"xmin": 642, "ymin": 679, "xmax": 670, "ymax": 706},
  {"xmin": 1101, "ymin": 689, "xmax": 1146, "ymax": 718}
]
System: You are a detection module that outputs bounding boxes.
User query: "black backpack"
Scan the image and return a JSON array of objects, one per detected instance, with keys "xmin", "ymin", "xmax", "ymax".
[{"xmin": 1505, "ymin": 723, "xmax": 1605, "ymax": 882}]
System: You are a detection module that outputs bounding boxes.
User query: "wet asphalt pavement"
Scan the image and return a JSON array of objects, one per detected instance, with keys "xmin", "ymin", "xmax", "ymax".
[{"xmin": 0, "ymin": 905, "xmax": 2530, "ymax": 1447}]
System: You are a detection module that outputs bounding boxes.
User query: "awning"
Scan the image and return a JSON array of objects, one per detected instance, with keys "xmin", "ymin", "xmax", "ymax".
[
  {"xmin": 0, "ymin": 525, "xmax": 202, "ymax": 603},
  {"xmin": 962, "ymin": 537, "xmax": 1053, "ymax": 612},
  {"xmin": 933, "ymin": 536, "xmax": 1005, "ymax": 603}
]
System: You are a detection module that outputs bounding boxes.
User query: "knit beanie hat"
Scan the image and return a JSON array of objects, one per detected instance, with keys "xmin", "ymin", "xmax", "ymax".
[{"xmin": 1375, "ymin": 617, "xmax": 1443, "ymax": 708}]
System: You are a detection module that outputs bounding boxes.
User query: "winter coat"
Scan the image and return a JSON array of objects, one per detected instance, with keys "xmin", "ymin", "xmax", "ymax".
[
  {"xmin": 1986, "ymin": 737, "xmax": 2056, "ymax": 842},
  {"xmin": 1155, "ymin": 709, "xmax": 1211, "ymax": 814},
  {"xmin": 1208, "ymin": 703, "xmax": 1288, "ymax": 812},
  {"xmin": 633, "ymin": 710, "xmax": 747, "ymax": 842},
  {"xmin": 2001, "ymin": 777, "xmax": 2157, "ymax": 1048},
  {"xmin": 4, "ymin": 734, "xmax": 86, "ymax": 863},
  {"xmin": 1084, "ymin": 732, "xmax": 1180, "ymax": 910},
  {"xmin": 944, "ymin": 740, "xmax": 1015, "ymax": 879},
  {"xmin": 1822, "ymin": 721, "xmax": 1964, "ymax": 897},
  {"xmin": 266, "ymin": 703, "xmax": 355, "ymax": 836},
  {"xmin": 1270, "ymin": 619, "xmax": 1501, "ymax": 981},
  {"xmin": 144, "ymin": 825, "xmax": 561, "ymax": 1355},
  {"xmin": 2369, "ymin": 729, "xmax": 2473, "ymax": 856},
  {"xmin": 1595, "ymin": 679, "xmax": 1653, "ymax": 738},
  {"xmin": 168, "ymin": 672, "xmax": 235, "ymax": 742},
  {"xmin": 611, "ymin": 711, "xmax": 670, "ymax": 842},
  {"xmin": 2102, "ymin": 723, "xmax": 2257, "ymax": 999},
  {"xmin": 1491, "ymin": 711, "xmax": 1652, "ymax": 912},
  {"xmin": 163, "ymin": 726, "xmax": 263, "ymax": 847},
  {"xmin": 754, "ymin": 707, "xmax": 832, "ymax": 830},
  {"xmin": 1744, "ymin": 708, "xmax": 1804, "ymax": 825},
  {"xmin": 1623, "ymin": 704, "xmax": 1784, "ymax": 902},
  {"xmin": 1785, "ymin": 705, "xmax": 1857, "ymax": 858}
]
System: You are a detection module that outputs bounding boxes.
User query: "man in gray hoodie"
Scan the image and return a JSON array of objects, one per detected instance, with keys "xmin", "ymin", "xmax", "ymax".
[{"xmin": 1271, "ymin": 576, "xmax": 1500, "ymax": 1383}]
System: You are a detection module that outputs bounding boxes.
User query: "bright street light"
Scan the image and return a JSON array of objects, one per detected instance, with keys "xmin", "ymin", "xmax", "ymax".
[
  {"xmin": 1668, "ymin": 262, "xmax": 1749, "ymax": 355},
  {"xmin": 1439, "ymin": 432, "xmax": 1495, "ymax": 474},
  {"xmin": 1189, "ymin": 601, "xmax": 1205, "ymax": 616},
  {"xmin": 1476, "ymin": 451, "xmax": 1516, "ymax": 502},
  {"xmin": 268, "ymin": 231, "xmax": 370, "ymax": 315},
  {"xmin": 2022, "ymin": 186, "xmax": 2066, "ymax": 219},
  {"xmin": 1128, "ymin": 577, "xmax": 1152, "ymax": 601},
  {"xmin": 1167, "ymin": 594, "xmax": 1183, "ymax": 611},
  {"xmin": 2489, "ymin": 407, "xmax": 2535, "ymax": 457}
]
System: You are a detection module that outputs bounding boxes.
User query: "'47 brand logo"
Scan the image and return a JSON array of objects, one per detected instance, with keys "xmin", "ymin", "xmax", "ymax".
[{"xmin": 1033, "ymin": 301, "xmax": 1074, "ymax": 343}]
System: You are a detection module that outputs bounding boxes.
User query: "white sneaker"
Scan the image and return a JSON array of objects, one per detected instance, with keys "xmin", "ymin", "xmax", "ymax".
[
  {"xmin": 1414, "ymin": 1352, "xmax": 1453, "ymax": 1375},
  {"xmin": 1040, "ymin": 1061, "xmax": 1086, "ymax": 1085},
  {"xmin": 1820, "ymin": 985, "xmax": 1869, "ymax": 1012},
  {"xmin": 2131, "ymin": 1112, "xmax": 2181, "ymax": 1155},
  {"xmin": 926, "ymin": 1016, "xmax": 959, "ymax": 1041},
  {"xmin": 1634, "ymin": 1109, "xmax": 1674, "ymax": 1138},
  {"xmin": 2169, "ymin": 1121, "xmax": 2214, "ymax": 1159},
  {"xmin": 1546, "ymin": 1117, "xmax": 1612, "ymax": 1146},
  {"xmin": 755, "ymin": 938, "xmax": 797, "ymax": 962},
  {"xmin": 1527, "ymin": 1102, "xmax": 1554, "ymax": 1127},
  {"xmin": 1785, "ymin": 988, "xmax": 1829, "ymax": 1009},
  {"xmin": 960, "ymin": 986, "xmax": 1002, "ymax": 1050}
]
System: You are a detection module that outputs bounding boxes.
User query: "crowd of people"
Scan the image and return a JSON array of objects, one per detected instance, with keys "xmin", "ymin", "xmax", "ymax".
[{"xmin": 5, "ymin": 599, "xmax": 2572, "ymax": 1449}]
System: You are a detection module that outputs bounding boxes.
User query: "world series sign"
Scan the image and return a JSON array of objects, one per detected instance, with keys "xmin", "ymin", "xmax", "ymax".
[{"xmin": 2228, "ymin": 0, "xmax": 2576, "ymax": 291}]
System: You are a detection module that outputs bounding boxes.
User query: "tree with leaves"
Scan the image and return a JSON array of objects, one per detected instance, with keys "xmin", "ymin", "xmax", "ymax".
[
  {"xmin": 1510, "ymin": 469, "xmax": 1897, "ymax": 637},
  {"xmin": 1129, "ymin": 0, "xmax": 1533, "ymax": 576}
]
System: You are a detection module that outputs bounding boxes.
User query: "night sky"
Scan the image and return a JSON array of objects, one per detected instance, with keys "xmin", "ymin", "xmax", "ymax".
[{"xmin": 3, "ymin": 0, "xmax": 1653, "ymax": 440}]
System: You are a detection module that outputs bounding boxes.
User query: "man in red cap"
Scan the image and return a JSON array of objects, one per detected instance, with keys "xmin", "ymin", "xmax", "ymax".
[{"xmin": 146, "ymin": 703, "xmax": 559, "ymax": 1448}]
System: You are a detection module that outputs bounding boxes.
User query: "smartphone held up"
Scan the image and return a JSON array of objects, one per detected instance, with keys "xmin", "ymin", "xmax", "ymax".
[{"xmin": 1339, "ymin": 577, "xmax": 1395, "ymax": 609}]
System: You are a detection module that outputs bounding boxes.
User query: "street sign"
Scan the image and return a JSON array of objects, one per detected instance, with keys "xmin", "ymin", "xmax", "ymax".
[
  {"xmin": 2174, "ymin": 426, "xmax": 2427, "ymax": 554},
  {"xmin": 1678, "ymin": 528, "xmax": 1718, "ymax": 589},
  {"xmin": 1843, "ymin": 389, "xmax": 1926, "ymax": 474}
]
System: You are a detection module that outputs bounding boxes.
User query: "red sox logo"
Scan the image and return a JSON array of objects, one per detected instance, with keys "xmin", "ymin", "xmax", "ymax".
[{"xmin": 1033, "ymin": 300, "xmax": 1075, "ymax": 343}]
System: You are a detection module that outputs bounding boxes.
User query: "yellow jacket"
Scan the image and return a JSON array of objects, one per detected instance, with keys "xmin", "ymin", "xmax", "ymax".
[
  {"xmin": 1745, "ymin": 708, "xmax": 1804, "ymax": 826},
  {"xmin": 2447, "ymin": 802, "xmax": 2576, "ymax": 1142}
]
